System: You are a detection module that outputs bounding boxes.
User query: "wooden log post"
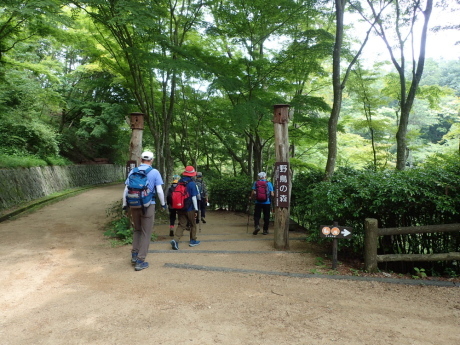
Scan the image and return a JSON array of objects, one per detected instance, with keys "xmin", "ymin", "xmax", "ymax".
[
  {"xmin": 126, "ymin": 112, "xmax": 145, "ymax": 225},
  {"xmin": 364, "ymin": 218, "xmax": 379, "ymax": 273},
  {"xmin": 129, "ymin": 112, "xmax": 144, "ymax": 165},
  {"xmin": 273, "ymin": 104, "xmax": 291, "ymax": 250}
]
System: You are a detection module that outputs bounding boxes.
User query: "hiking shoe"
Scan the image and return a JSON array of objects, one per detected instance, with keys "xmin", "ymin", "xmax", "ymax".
[
  {"xmin": 131, "ymin": 252, "xmax": 138, "ymax": 264},
  {"xmin": 263, "ymin": 230, "xmax": 269, "ymax": 235},
  {"xmin": 201, "ymin": 218, "xmax": 206, "ymax": 223},
  {"xmin": 253, "ymin": 226, "xmax": 260, "ymax": 235},
  {"xmin": 171, "ymin": 239, "xmax": 179, "ymax": 250},
  {"xmin": 134, "ymin": 259, "xmax": 149, "ymax": 271},
  {"xmin": 189, "ymin": 240, "xmax": 201, "ymax": 247}
]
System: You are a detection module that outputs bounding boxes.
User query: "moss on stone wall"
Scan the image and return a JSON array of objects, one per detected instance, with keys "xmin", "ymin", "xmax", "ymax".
[{"xmin": 0, "ymin": 165, "xmax": 124, "ymax": 212}]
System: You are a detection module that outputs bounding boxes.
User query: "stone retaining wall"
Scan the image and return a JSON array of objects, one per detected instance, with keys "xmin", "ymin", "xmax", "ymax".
[{"xmin": 0, "ymin": 165, "xmax": 124, "ymax": 213}]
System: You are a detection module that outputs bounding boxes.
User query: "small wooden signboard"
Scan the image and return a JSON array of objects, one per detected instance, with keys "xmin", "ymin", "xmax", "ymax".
[{"xmin": 319, "ymin": 222, "xmax": 353, "ymax": 269}]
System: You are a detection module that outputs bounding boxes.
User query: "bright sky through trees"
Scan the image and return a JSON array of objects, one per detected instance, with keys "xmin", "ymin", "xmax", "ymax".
[{"xmin": 349, "ymin": 3, "xmax": 459, "ymax": 64}]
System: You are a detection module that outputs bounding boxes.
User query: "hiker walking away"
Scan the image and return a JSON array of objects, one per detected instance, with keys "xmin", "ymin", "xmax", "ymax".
[
  {"xmin": 251, "ymin": 171, "xmax": 274, "ymax": 235},
  {"xmin": 166, "ymin": 175, "xmax": 181, "ymax": 237},
  {"xmin": 170, "ymin": 166, "xmax": 200, "ymax": 250},
  {"xmin": 122, "ymin": 151, "xmax": 166, "ymax": 271},
  {"xmin": 195, "ymin": 171, "xmax": 209, "ymax": 223}
]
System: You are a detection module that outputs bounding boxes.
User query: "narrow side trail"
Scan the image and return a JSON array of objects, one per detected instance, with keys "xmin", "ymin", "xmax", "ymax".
[{"xmin": 0, "ymin": 184, "xmax": 459, "ymax": 345}]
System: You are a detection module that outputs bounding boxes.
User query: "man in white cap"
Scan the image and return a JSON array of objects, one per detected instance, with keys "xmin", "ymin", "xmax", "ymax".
[
  {"xmin": 123, "ymin": 151, "xmax": 166, "ymax": 271},
  {"xmin": 170, "ymin": 165, "xmax": 200, "ymax": 250},
  {"xmin": 251, "ymin": 171, "xmax": 274, "ymax": 235}
]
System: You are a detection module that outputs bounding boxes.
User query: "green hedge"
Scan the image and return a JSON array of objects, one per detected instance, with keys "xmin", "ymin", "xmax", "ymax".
[
  {"xmin": 291, "ymin": 154, "xmax": 460, "ymax": 275},
  {"xmin": 209, "ymin": 175, "xmax": 253, "ymax": 212}
]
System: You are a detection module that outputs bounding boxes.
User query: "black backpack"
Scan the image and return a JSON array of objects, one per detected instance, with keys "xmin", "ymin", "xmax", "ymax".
[
  {"xmin": 166, "ymin": 183, "xmax": 177, "ymax": 207},
  {"xmin": 195, "ymin": 179, "xmax": 204, "ymax": 198}
]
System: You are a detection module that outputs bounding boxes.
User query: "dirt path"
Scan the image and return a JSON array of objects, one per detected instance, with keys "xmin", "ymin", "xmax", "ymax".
[{"xmin": 0, "ymin": 184, "xmax": 459, "ymax": 345}]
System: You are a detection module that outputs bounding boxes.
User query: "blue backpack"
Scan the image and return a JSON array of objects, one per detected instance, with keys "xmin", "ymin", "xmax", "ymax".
[{"xmin": 126, "ymin": 166, "xmax": 154, "ymax": 211}]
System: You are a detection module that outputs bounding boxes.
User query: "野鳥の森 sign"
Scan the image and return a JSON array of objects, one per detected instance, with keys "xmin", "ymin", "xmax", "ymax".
[{"xmin": 274, "ymin": 162, "xmax": 290, "ymax": 208}]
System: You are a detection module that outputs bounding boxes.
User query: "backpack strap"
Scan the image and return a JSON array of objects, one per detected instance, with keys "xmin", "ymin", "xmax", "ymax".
[
  {"xmin": 139, "ymin": 166, "xmax": 154, "ymax": 214},
  {"xmin": 139, "ymin": 166, "xmax": 153, "ymax": 174}
]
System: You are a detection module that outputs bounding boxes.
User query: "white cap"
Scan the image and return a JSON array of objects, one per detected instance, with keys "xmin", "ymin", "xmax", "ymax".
[
  {"xmin": 258, "ymin": 172, "xmax": 266, "ymax": 178},
  {"xmin": 141, "ymin": 151, "xmax": 154, "ymax": 161}
]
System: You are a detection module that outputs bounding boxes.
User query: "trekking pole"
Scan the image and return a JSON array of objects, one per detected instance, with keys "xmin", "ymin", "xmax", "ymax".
[
  {"xmin": 246, "ymin": 211, "xmax": 249, "ymax": 233},
  {"xmin": 197, "ymin": 200, "xmax": 201, "ymax": 233},
  {"xmin": 246, "ymin": 194, "xmax": 252, "ymax": 233}
]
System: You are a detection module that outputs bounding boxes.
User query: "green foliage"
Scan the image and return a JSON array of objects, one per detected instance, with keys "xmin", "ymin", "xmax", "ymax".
[
  {"xmin": 443, "ymin": 268, "xmax": 458, "ymax": 278},
  {"xmin": 42, "ymin": 156, "xmax": 73, "ymax": 166},
  {"xmin": 413, "ymin": 267, "xmax": 427, "ymax": 279},
  {"xmin": 291, "ymin": 167, "xmax": 324, "ymax": 229},
  {"xmin": 0, "ymin": 57, "xmax": 63, "ymax": 161},
  {"xmin": 0, "ymin": 154, "xmax": 71, "ymax": 168},
  {"xmin": 0, "ymin": 154, "xmax": 47, "ymax": 168},
  {"xmin": 0, "ymin": 0, "xmax": 67, "ymax": 63},
  {"xmin": 104, "ymin": 201, "xmax": 158, "ymax": 246},
  {"xmin": 104, "ymin": 201, "xmax": 134, "ymax": 245},
  {"xmin": 291, "ymin": 155, "xmax": 460, "ymax": 275},
  {"xmin": 209, "ymin": 175, "xmax": 253, "ymax": 212},
  {"xmin": 0, "ymin": 115, "xmax": 60, "ymax": 157},
  {"xmin": 104, "ymin": 213, "xmax": 134, "ymax": 245},
  {"xmin": 314, "ymin": 257, "xmax": 326, "ymax": 267}
]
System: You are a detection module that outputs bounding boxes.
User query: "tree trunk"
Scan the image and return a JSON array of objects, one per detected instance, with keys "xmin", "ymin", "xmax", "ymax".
[
  {"xmin": 129, "ymin": 129, "xmax": 143, "ymax": 165},
  {"xmin": 324, "ymin": 0, "xmax": 346, "ymax": 180},
  {"xmin": 378, "ymin": 0, "xmax": 433, "ymax": 170}
]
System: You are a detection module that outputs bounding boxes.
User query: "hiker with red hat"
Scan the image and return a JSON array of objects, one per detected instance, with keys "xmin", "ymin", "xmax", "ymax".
[{"xmin": 170, "ymin": 166, "xmax": 200, "ymax": 250}]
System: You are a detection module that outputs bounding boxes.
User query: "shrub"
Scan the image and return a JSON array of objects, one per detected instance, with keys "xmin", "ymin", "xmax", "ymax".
[
  {"xmin": 209, "ymin": 175, "xmax": 253, "ymax": 212},
  {"xmin": 290, "ymin": 167, "xmax": 324, "ymax": 229},
  {"xmin": 104, "ymin": 200, "xmax": 158, "ymax": 246},
  {"xmin": 290, "ymin": 155, "xmax": 460, "ymax": 274}
]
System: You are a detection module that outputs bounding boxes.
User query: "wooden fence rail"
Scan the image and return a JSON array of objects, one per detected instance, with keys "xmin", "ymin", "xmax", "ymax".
[{"xmin": 364, "ymin": 218, "xmax": 460, "ymax": 273}]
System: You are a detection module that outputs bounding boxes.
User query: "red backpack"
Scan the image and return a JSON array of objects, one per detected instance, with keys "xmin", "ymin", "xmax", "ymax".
[
  {"xmin": 254, "ymin": 180, "xmax": 269, "ymax": 202},
  {"xmin": 171, "ymin": 181, "xmax": 190, "ymax": 210}
]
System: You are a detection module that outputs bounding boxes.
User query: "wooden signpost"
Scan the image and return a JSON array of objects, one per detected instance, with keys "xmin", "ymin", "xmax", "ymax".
[
  {"xmin": 273, "ymin": 104, "xmax": 291, "ymax": 250},
  {"xmin": 128, "ymin": 112, "xmax": 144, "ymax": 166},
  {"xmin": 319, "ymin": 221, "xmax": 353, "ymax": 269},
  {"xmin": 126, "ymin": 112, "xmax": 145, "ymax": 223},
  {"xmin": 125, "ymin": 160, "xmax": 137, "ymax": 178}
]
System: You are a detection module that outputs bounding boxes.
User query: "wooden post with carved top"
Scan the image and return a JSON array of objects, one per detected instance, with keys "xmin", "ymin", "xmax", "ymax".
[
  {"xmin": 129, "ymin": 112, "xmax": 144, "ymax": 166},
  {"xmin": 273, "ymin": 105, "xmax": 291, "ymax": 250}
]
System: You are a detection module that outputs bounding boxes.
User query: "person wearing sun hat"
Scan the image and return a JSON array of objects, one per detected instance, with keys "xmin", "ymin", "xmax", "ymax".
[
  {"xmin": 170, "ymin": 166, "xmax": 200, "ymax": 250},
  {"xmin": 166, "ymin": 174, "xmax": 181, "ymax": 236}
]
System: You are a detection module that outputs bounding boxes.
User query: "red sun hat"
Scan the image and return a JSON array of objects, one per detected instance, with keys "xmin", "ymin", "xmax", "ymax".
[{"xmin": 183, "ymin": 166, "xmax": 196, "ymax": 176}]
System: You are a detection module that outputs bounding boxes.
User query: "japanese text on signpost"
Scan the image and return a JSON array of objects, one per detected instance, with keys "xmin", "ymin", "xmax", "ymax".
[{"xmin": 275, "ymin": 162, "xmax": 290, "ymax": 208}]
